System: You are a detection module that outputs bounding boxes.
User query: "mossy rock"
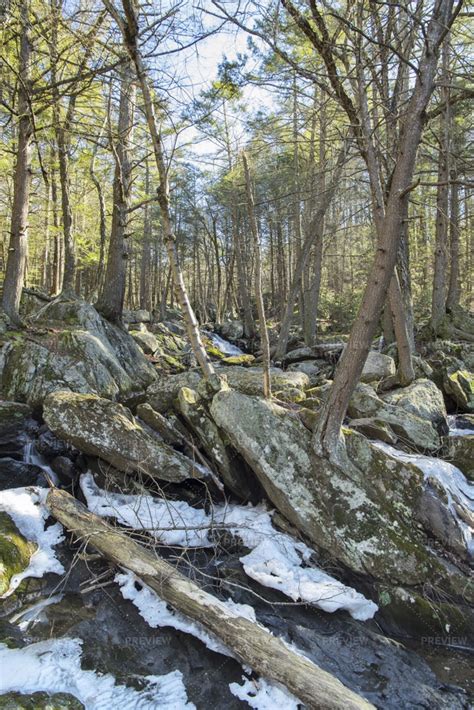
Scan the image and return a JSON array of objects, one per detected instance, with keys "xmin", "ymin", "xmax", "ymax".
[
  {"xmin": 376, "ymin": 585, "xmax": 474, "ymax": 642},
  {"xmin": 0, "ymin": 511, "xmax": 36, "ymax": 596},
  {"xmin": 221, "ymin": 354, "xmax": 255, "ymax": 366},
  {"xmin": 0, "ymin": 692, "xmax": 84, "ymax": 709},
  {"xmin": 449, "ymin": 434, "xmax": 474, "ymax": 480},
  {"xmin": 274, "ymin": 387, "xmax": 306, "ymax": 403}
]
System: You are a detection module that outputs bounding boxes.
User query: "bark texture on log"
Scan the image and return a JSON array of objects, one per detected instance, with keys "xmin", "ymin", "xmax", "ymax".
[{"xmin": 46, "ymin": 486, "xmax": 373, "ymax": 710}]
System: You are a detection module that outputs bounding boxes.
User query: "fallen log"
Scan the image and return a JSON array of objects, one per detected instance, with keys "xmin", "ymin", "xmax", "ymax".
[{"xmin": 46, "ymin": 487, "xmax": 374, "ymax": 710}]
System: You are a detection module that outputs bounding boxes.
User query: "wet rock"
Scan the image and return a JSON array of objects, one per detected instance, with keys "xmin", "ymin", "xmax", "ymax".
[
  {"xmin": 218, "ymin": 320, "xmax": 244, "ymax": 341},
  {"xmin": 0, "ymin": 298, "xmax": 156, "ymax": 406},
  {"xmin": 0, "ymin": 512, "xmax": 36, "ymax": 596},
  {"xmin": 0, "ymin": 402, "xmax": 33, "ymax": 457},
  {"xmin": 43, "ymin": 391, "xmax": 204, "ymax": 483},
  {"xmin": 360, "ymin": 351, "xmax": 396, "ymax": 383},
  {"xmin": 0, "ymin": 459, "xmax": 46, "ymax": 490},
  {"xmin": 348, "ymin": 383, "xmax": 440, "ymax": 451},
  {"xmin": 448, "ymin": 435, "xmax": 474, "ymax": 480},
  {"xmin": 221, "ymin": 354, "xmax": 255, "ymax": 366},
  {"xmin": 50, "ymin": 456, "xmax": 77, "ymax": 483},
  {"xmin": 36, "ymin": 429, "xmax": 71, "ymax": 458},
  {"xmin": 382, "ymin": 379, "xmax": 448, "ymax": 435}
]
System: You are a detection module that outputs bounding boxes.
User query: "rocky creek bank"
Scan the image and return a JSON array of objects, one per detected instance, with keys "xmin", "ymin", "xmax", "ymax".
[{"xmin": 0, "ymin": 297, "xmax": 473, "ymax": 708}]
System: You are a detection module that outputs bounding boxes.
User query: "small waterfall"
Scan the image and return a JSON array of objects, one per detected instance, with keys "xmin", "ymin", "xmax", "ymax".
[
  {"xmin": 23, "ymin": 440, "xmax": 59, "ymax": 486},
  {"xmin": 203, "ymin": 331, "xmax": 244, "ymax": 356}
]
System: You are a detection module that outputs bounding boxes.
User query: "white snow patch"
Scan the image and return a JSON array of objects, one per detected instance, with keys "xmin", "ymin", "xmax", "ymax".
[
  {"xmin": 82, "ymin": 474, "xmax": 377, "ymax": 620},
  {"xmin": 115, "ymin": 571, "xmax": 256, "ymax": 658},
  {"xmin": 373, "ymin": 441, "xmax": 474, "ymax": 555},
  {"xmin": 229, "ymin": 675, "xmax": 300, "ymax": 709},
  {"xmin": 0, "ymin": 638, "xmax": 194, "ymax": 709},
  {"xmin": 0, "ymin": 487, "xmax": 64, "ymax": 597}
]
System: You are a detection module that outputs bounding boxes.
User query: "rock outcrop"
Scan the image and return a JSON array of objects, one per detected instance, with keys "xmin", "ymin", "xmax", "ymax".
[
  {"xmin": 210, "ymin": 389, "xmax": 473, "ymax": 636},
  {"xmin": 43, "ymin": 391, "xmax": 205, "ymax": 483},
  {"xmin": 0, "ymin": 298, "xmax": 156, "ymax": 406}
]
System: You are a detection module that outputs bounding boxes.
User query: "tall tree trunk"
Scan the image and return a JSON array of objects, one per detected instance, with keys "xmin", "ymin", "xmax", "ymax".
[
  {"xmin": 274, "ymin": 140, "xmax": 348, "ymax": 361},
  {"xmin": 90, "ymin": 118, "xmax": 108, "ymax": 293},
  {"xmin": 106, "ymin": 0, "xmax": 214, "ymax": 377},
  {"xmin": 430, "ymin": 37, "xmax": 450, "ymax": 332},
  {"xmin": 313, "ymin": 0, "xmax": 454, "ymax": 456},
  {"xmin": 96, "ymin": 62, "xmax": 135, "ymax": 323},
  {"xmin": 139, "ymin": 159, "xmax": 152, "ymax": 310},
  {"xmin": 2, "ymin": 1, "xmax": 33, "ymax": 324},
  {"xmin": 242, "ymin": 152, "xmax": 271, "ymax": 398},
  {"xmin": 446, "ymin": 172, "xmax": 460, "ymax": 310}
]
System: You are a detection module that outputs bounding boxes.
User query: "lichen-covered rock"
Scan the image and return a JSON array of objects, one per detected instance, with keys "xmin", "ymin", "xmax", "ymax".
[
  {"xmin": 123, "ymin": 309, "xmax": 151, "ymax": 324},
  {"xmin": 348, "ymin": 383, "xmax": 440, "ymax": 451},
  {"xmin": 43, "ymin": 391, "xmax": 204, "ymax": 483},
  {"xmin": 129, "ymin": 329, "xmax": 162, "ymax": 356},
  {"xmin": 0, "ymin": 692, "xmax": 84, "ymax": 710},
  {"xmin": 348, "ymin": 418, "xmax": 397, "ymax": 445},
  {"xmin": 287, "ymin": 360, "xmax": 325, "ymax": 385},
  {"xmin": 443, "ymin": 369, "xmax": 474, "ymax": 412},
  {"xmin": 0, "ymin": 298, "xmax": 156, "ymax": 406},
  {"xmin": 146, "ymin": 366, "xmax": 309, "ymax": 414},
  {"xmin": 0, "ymin": 511, "xmax": 36, "ymax": 596},
  {"xmin": 360, "ymin": 351, "xmax": 396, "ymax": 383},
  {"xmin": 210, "ymin": 389, "xmax": 473, "ymax": 634},
  {"xmin": 381, "ymin": 379, "xmax": 448, "ymax": 434}
]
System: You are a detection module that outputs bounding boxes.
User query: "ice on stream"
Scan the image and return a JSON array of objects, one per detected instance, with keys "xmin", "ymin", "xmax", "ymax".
[
  {"xmin": 447, "ymin": 415, "xmax": 474, "ymax": 437},
  {"xmin": 0, "ymin": 487, "xmax": 64, "ymax": 597},
  {"xmin": 81, "ymin": 473, "xmax": 377, "ymax": 621},
  {"xmin": 0, "ymin": 638, "xmax": 194, "ymax": 709}
]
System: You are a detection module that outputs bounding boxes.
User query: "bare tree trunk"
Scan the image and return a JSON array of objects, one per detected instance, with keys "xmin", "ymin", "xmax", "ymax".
[
  {"xmin": 242, "ymin": 152, "xmax": 271, "ymax": 398},
  {"xmin": 430, "ymin": 38, "xmax": 450, "ymax": 333},
  {"xmin": 90, "ymin": 118, "xmax": 108, "ymax": 293},
  {"xmin": 139, "ymin": 159, "xmax": 152, "ymax": 310},
  {"xmin": 96, "ymin": 63, "xmax": 135, "ymax": 323},
  {"xmin": 446, "ymin": 171, "xmax": 460, "ymax": 310},
  {"xmin": 274, "ymin": 140, "xmax": 348, "ymax": 361},
  {"xmin": 104, "ymin": 0, "xmax": 214, "ymax": 376},
  {"xmin": 313, "ymin": 0, "xmax": 454, "ymax": 456},
  {"xmin": 2, "ymin": 0, "xmax": 33, "ymax": 324}
]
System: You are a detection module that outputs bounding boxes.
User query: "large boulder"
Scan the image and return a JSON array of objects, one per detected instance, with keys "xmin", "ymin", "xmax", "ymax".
[
  {"xmin": 381, "ymin": 379, "xmax": 448, "ymax": 434},
  {"xmin": 43, "ymin": 391, "xmax": 204, "ymax": 483},
  {"xmin": 360, "ymin": 351, "xmax": 396, "ymax": 383},
  {"xmin": 348, "ymin": 383, "xmax": 440, "ymax": 451},
  {"xmin": 0, "ymin": 298, "xmax": 156, "ymax": 406},
  {"xmin": 146, "ymin": 366, "xmax": 309, "ymax": 414},
  {"xmin": 210, "ymin": 389, "xmax": 473, "ymax": 635}
]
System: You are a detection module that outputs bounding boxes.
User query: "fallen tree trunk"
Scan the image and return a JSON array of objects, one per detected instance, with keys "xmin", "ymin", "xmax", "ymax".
[{"xmin": 46, "ymin": 487, "xmax": 373, "ymax": 710}]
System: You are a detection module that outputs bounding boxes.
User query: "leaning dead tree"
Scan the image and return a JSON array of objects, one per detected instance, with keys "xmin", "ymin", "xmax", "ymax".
[
  {"xmin": 46, "ymin": 486, "xmax": 374, "ymax": 710},
  {"xmin": 102, "ymin": 0, "xmax": 214, "ymax": 376}
]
